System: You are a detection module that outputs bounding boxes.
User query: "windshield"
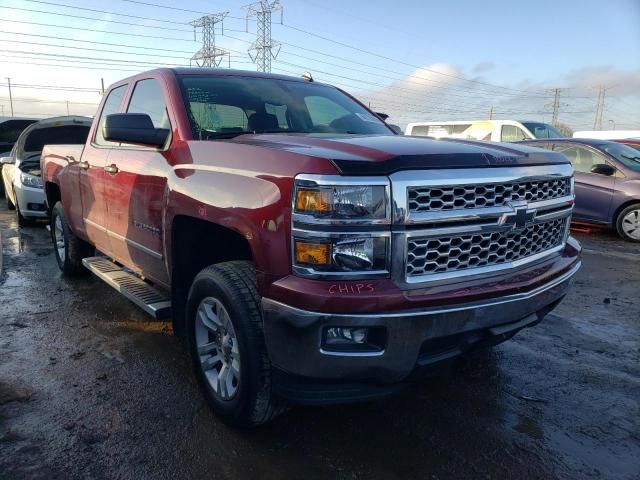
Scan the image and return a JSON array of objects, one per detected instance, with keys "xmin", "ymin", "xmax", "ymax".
[
  {"xmin": 522, "ymin": 122, "xmax": 565, "ymax": 139},
  {"xmin": 23, "ymin": 125, "xmax": 90, "ymax": 154},
  {"xmin": 177, "ymin": 75, "xmax": 392, "ymax": 140},
  {"xmin": 600, "ymin": 142, "xmax": 640, "ymax": 172}
]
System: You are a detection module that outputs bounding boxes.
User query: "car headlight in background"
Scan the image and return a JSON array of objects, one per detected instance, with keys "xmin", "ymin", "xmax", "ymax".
[{"xmin": 20, "ymin": 173, "xmax": 43, "ymax": 189}]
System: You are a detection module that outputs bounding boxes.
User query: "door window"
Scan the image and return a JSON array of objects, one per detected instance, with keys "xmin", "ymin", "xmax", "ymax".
[
  {"xmin": 554, "ymin": 145, "xmax": 609, "ymax": 174},
  {"xmin": 95, "ymin": 85, "xmax": 127, "ymax": 146},
  {"xmin": 501, "ymin": 125, "xmax": 528, "ymax": 142},
  {"xmin": 127, "ymin": 79, "xmax": 170, "ymax": 129}
]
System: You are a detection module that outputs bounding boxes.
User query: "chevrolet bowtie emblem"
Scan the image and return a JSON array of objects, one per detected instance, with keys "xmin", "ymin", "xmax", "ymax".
[{"xmin": 499, "ymin": 203, "xmax": 537, "ymax": 232}]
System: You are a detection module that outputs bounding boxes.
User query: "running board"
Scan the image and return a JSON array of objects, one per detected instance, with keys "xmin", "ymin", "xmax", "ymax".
[{"xmin": 82, "ymin": 257, "xmax": 171, "ymax": 320}]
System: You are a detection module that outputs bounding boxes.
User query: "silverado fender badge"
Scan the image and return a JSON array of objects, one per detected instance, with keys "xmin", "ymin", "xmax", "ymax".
[{"xmin": 499, "ymin": 201, "xmax": 537, "ymax": 233}]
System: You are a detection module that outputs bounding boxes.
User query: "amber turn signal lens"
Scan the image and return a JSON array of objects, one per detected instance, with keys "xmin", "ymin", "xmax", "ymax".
[
  {"xmin": 294, "ymin": 241, "xmax": 331, "ymax": 265},
  {"xmin": 295, "ymin": 188, "xmax": 331, "ymax": 213}
]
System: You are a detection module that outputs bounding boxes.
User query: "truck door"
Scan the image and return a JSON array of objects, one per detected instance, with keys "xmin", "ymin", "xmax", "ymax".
[
  {"xmin": 104, "ymin": 78, "xmax": 170, "ymax": 286},
  {"xmin": 554, "ymin": 144, "xmax": 615, "ymax": 223},
  {"xmin": 80, "ymin": 84, "xmax": 128, "ymax": 254}
]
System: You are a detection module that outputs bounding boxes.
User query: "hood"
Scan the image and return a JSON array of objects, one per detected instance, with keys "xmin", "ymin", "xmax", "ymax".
[{"xmin": 226, "ymin": 134, "xmax": 569, "ymax": 175}]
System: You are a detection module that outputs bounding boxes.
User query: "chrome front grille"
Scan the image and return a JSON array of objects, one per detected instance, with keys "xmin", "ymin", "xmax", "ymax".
[
  {"xmin": 390, "ymin": 165, "xmax": 575, "ymax": 285},
  {"xmin": 406, "ymin": 218, "xmax": 567, "ymax": 277},
  {"xmin": 408, "ymin": 177, "xmax": 572, "ymax": 212}
]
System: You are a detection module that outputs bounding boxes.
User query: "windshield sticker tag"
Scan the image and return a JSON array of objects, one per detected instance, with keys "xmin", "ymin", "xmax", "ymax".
[{"xmin": 356, "ymin": 112, "xmax": 380, "ymax": 123}]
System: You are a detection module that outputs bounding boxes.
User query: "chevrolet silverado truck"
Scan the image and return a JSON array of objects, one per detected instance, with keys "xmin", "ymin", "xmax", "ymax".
[{"xmin": 41, "ymin": 68, "xmax": 581, "ymax": 426}]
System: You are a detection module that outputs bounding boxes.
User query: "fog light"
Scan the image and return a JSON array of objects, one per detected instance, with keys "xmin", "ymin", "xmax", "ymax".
[
  {"xmin": 322, "ymin": 326, "xmax": 386, "ymax": 353},
  {"xmin": 326, "ymin": 327, "xmax": 368, "ymax": 344}
]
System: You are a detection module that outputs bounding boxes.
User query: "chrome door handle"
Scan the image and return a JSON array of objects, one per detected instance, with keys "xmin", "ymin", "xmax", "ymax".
[
  {"xmin": 104, "ymin": 164, "xmax": 119, "ymax": 174},
  {"xmin": 78, "ymin": 161, "xmax": 89, "ymax": 169}
]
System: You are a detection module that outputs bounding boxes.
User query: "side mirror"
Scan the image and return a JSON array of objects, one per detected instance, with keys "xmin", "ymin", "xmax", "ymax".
[
  {"xmin": 0, "ymin": 156, "xmax": 14, "ymax": 165},
  {"xmin": 103, "ymin": 113, "xmax": 169, "ymax": 148},
  {"xmin": 375, "ymin": 112, "xmax": 389, "ymax": 121},
  {"xmin": 590, "ymin": 163, "xmax": 615, "ymax": 176},
  {"xmin": 389, "ymin": 124, "xmax": 403, "ymax": 135}
]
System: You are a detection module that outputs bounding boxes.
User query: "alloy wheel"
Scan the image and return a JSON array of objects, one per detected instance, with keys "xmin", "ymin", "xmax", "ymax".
[
  {"xmin": 195, "ymin": 297, "xmax": 241, "ymax": 401},
  {"xmin": 54, "ymin": 215, "xmax": 66, "ymax": 262}
]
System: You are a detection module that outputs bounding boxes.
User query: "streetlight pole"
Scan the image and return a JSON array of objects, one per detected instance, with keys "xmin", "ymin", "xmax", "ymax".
[
  {"xmin": 5, "ymin": 77, "xmax": 14, "ymax": 117},
  {"xmin": 608, "ymin": 120, "xmax": 616, "ymax": 129}
]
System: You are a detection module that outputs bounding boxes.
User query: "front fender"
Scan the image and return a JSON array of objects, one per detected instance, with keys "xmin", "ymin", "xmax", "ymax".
[{"xmin": 164, "ymin": 165, "xmax": 292, "ymax": 278}]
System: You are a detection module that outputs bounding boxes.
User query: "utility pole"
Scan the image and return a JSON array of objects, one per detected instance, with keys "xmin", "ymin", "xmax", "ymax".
[
  {"xmin": 190, "ymin": 12, "xmax": 229, "ymax": 68},
  {"xmin": 489, "ymin": 105, "xmax": 493, "ymax": 120},
  {"xmin": 5, "ymin": 77, "xmax": 14, "ymax": 117},
  {"xmin": 66, "ymin": 100, "xmax": 70, "ymax": 116},
  {"xmin": 101, "ymin": 78, "xmax": 105, "ymax": 95},
  {"xmin": 551, "ymin": 88, "xmax": 561, "ymax": 127},
  {"xmin": 245, "ymin": 1, "xmax": 282, "ymax": 73},
  {"xmin": 593, "ymin": 85, "xmax": 606, "ymax": 130}
]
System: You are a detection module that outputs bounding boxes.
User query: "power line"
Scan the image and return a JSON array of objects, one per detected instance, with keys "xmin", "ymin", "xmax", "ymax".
[
  {"xmin": 0, "ymin": 5, "xmax": 193, "ymax": 33},
  {"xmin": 1, "ymin": 19, "xmax": 197, "ymax": 43},
  {"xmin": 22, "ymin": 0, "xmax": 191, "ymax": 25}
]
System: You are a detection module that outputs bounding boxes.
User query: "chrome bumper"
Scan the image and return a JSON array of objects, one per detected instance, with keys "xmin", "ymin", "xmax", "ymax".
[{"xmin": 262, "ymin": 261, "xmax": 580, "ymax": 384}]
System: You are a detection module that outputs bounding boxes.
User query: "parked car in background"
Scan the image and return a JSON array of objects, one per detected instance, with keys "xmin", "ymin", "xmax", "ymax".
[
  {"xmin": 0, "ymin": 117, "xmax": 38, "ymax": 196},
  {"xmin": 1, "ymin": 116, "xmax": 91, "ymax": 226},
  {"xmin": 519, "ymin": 138, "xmax": 640, "ymax": 242},
  {"xmin": 616, "ymin": 138, "xmax": 640, "ymax": 153},
  {"xmin": 406, "ymin": 119, "xmax": 564, "ymax": 142},
  {"xmin": 42, "ymin": 68, "xmax": 581, "ymax": 426},
  {"xmin": 573, "ymin": 130, "xmax": 640, "ymax": 140}
]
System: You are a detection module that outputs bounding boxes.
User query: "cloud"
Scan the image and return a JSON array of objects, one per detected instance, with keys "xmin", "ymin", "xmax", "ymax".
[{"xmin": 472, "ymin": 62, "xmax": 494, "ymax": 74}]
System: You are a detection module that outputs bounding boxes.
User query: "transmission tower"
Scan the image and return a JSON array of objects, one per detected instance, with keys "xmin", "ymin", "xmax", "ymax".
[
  {"xmin": 190, "ymin": 12, "xmax": 229, "ymax": 68},
  {"xmin": 593, "ymin": 85, "xmax": 606, "ymax": 130},
  {"xmin": 245, "ymin": 1, "xmax": 282, "ymax": 72}
]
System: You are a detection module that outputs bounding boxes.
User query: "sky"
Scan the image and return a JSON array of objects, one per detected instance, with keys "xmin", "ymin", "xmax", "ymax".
[{"xmin": 0, "ymin": 0, "xmax": 638, "ymax": 130}]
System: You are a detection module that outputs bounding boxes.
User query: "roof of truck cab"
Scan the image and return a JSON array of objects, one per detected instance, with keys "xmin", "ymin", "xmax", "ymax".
[{"xmin": 115, "ymin": 67, "xmax": 325, "ymax": 85}]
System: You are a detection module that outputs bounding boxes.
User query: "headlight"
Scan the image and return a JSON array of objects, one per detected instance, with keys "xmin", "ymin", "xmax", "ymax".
[
  {"xmin": 293, "ymin": 177, "xmax": 389, "ymax": 223},
  {"xmin": 20, "ymin": 173, "xmax": 43, "ymax": 188},
  {"xmin": 293, "ymin": 234, "xmax": 389, "ymax": 273},
  {"xmin": 292, "ymin": 175, "xmax": 391, "ymax": 278}
]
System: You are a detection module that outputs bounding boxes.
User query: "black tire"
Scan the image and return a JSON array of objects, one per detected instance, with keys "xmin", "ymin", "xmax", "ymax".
[
  {"xmin": 16, "ymin": 200, "xmax": 32, "ymax": 227},
  {"xmin": 51, "ymin": 201, "xmax": 94, "ymax": 275},
  {"xmin": 615, "ymin": 203, "xmax": 640, "ymax": 243},
  {"xmin": 6, "ymin": 192, "xmax": 15, "ymax": 210},
  {"xmin": 186, "ymin": 261, "xmax": 284, "ymax": 427}
]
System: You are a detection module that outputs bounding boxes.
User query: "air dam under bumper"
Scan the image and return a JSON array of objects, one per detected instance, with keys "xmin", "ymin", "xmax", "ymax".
[{"xmin": 262, "ymin": 261, "xmax": 580, "ymax": 390}]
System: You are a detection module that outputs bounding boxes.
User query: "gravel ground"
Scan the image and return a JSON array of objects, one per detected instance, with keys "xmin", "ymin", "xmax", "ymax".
[{"xmin": 0, "ymin": 204, "xmax": 638, "ymax": 480}]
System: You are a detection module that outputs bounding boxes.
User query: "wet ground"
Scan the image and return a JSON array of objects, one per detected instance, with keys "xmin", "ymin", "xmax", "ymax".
[{"xmin": 0, "ymin": 203, "xmax": 638, "ymax": 480}]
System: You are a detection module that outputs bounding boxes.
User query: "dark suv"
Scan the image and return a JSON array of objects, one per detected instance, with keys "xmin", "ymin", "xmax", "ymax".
[{"xmin": 519, "ymin": 138, "xmax": 640, "ymax": 242}]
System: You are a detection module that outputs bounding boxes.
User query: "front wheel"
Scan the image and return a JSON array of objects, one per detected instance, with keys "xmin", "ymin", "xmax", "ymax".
[
  {"xmin": 616, "ymin": 203, "xmax": 640, "ymax": 243},
  {"xmin": 186, "ymin": 261, "xmax": 283, "ymax": 427},
  {"xmin": 51, "ymin": 202, "xmax": 94, "ymax": 275}
]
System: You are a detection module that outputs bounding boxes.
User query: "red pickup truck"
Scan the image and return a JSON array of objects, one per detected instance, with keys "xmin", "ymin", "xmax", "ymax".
[{"xmin": 42, "ymin": 68, "xmax": 581, "ymax": 426}]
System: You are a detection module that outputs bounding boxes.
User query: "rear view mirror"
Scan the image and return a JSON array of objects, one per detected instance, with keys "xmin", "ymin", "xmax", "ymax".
[
  {"xmin": 103, "ymin": 113, "xmax": 169, "ymax": 148},
  {"xmin": 0, "ymin": 156, "xmax": 14, "ymax": 164},
  {"xmin": 590, "ymin": 163, "xmax": 615, "ymax": 176}
]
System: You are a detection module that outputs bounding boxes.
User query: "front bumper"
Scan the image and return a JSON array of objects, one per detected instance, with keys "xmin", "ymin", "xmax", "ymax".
[
  {"xmin": 262, "ymin": 259, "xmax": 580, "ymax": 402},
  {"xmin": 15, "ymin": 184, "xmax": 47, "ymax": 218}
]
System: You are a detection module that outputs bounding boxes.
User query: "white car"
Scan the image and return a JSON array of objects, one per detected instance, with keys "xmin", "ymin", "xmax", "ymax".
[
  {"xmin": 405, "ymin": 119, "xmax": 564, "ymax": 142},
  {"xmin": 1, "ymin": 116, "xmax": 91, "ymax": 226}
]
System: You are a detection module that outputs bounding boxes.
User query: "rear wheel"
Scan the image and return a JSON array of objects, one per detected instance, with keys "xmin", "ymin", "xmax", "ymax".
[
  {"xmin": 51, "ymin": 201, "xmax": 94, "ymax": 275},
  {"xmin": 616, "ymin": 203, "xmax": 640, "ymax": 243},
  {"xmin": 186, "ymin": 261, "xmax": 284, "ymax": 427}
]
